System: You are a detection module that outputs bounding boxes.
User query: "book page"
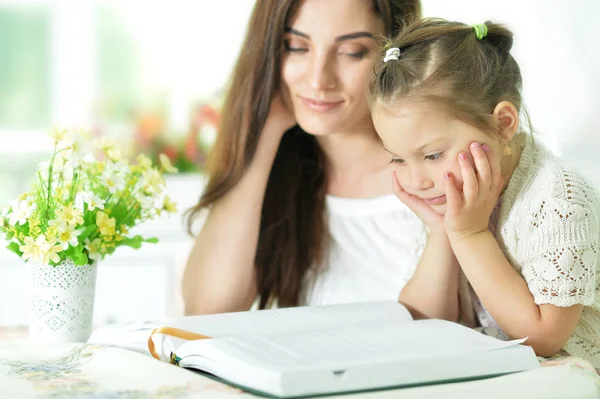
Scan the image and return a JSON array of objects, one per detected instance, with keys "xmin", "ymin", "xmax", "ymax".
[
  {"xmin": 89, "ymin": 301, "xmax": 411, "ymax": 358},
  {"xmin": 170, "ymin": 300, "xmax": 411, "ymax": 339},
  {"xmin": 178, "ymin": 319, "xmax": 526, "ymax": 371},
  {"xmin": 88, "ymin": 319, "xmax": 166, "ymax": 353}
]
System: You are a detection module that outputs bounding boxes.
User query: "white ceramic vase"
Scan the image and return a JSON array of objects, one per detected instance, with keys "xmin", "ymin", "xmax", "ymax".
[{"xmin": 25, "ymin": 258, "xmax": 97, "ymax": 344}]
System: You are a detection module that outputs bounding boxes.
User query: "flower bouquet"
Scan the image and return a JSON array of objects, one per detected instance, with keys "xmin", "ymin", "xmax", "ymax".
[{"xmin": 0, "ymin": 128, "xmax": 178, "ymax": 343}]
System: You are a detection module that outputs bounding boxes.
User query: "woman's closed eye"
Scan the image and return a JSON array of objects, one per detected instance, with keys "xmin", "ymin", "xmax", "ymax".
[
  {"xmin": 390, "ymin": 158, "xmax": 405, "ymax": 165},
  {"xmin": 284, "ymin": 41, "xmax": 307, "ymax": 53},
  {"xmin": 339, "ymin": 47, "xmax": 369, "ymax": 59}
]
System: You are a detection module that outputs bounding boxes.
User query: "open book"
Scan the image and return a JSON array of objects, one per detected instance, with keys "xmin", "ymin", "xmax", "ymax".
[{"xmin": 88, "ymin": 301, "xmax": 539, "ymax": 398}]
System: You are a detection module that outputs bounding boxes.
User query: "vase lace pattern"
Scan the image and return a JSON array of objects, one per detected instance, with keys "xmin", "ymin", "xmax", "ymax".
[{"xmin": 26, "ymin": 259, "xmax": 98, "ymax": 342}]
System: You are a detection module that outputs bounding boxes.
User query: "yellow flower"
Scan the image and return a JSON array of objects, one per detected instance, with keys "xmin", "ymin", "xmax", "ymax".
[
  {"xmin": 72, "ymin": 128, "xmax": 91, "ymax": 142},
  {"xmin": 82, "ymin": 192, "xmax": 105, "ymax": 211},
  {"xmin": 19, "ymin": 235, "xmax": 51, "ymax": 263},
  {"xmin": 48, "ymin": 127, "xmax": 69, "ymax": 143},
  {"xmin": 102, "ymin": 236, "xmax": 116, "ymax": 249},
  {"xmin": 141, "ymin": 169, "xmax": 164, "ymax": 195},
  {"xmin": 96, "ymin": 211, "xmax": 116, "ymax": 236},
  {"xmin": 55, "ymin": 205, "xmax": 84, "ymax": 226},
  {"xmin": 163, "ymin": 196, "xmax": 177, "ymax": 213},
  {"xmin": 46, "ymin": 223, "xmax": 59, "ymax": 240},
  {"xmin": 43, "ymin": 240, "xmax": 63, "ymax": 264},
  {"xmin": 136, "ymin": 154, "xmax": 152, "ymax": 170},
  {"xmin": 96, "ymin": 137, "xmax": 116, "ymax": 152},
  {"xmin": 59, "ymin": 128, "xmax": 88, "ymax": 155},
  {"xmin": 55, "ymin": 186, "xmax": 69, "ymax": 200},
  {"xmin": 28, "ymin": 217, "xmax": 42, "ymax": 238},
  {"xmin": 56, "ymin": 223, "xmax": 82, "ymax": 250},
  {"xmin": 107, "ymin": 147, "xmax": 123, "ymax": 162},
  {"xmin": 159, "ymin": 154, "xmax": 178, "ymax": 174},
  {"xmin": 102, "ymin": 173, "xmax": 126, "ymax": 194},
  {"xmin": 85, "ymin": 238, "xmax": 103, "ymax": 262}
]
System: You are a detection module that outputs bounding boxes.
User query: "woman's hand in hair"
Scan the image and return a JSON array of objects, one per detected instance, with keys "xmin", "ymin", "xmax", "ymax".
[{"xmin": 262, "ymin": 92, "xmax": 297, "ymax": 143}]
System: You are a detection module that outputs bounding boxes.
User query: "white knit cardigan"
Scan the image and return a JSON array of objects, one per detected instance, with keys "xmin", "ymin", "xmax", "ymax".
[{"xmin": 458, "ymin": 135, "xmax": 600, "ymax": 367}]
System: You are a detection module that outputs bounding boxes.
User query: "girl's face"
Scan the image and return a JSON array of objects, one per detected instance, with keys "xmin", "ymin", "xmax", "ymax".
[
  {"xmin": 372, "ymin": 103, "xmax": 505, "ymax": 215},
  {"xmin": 281, "ymin": 0, "xmax": 384, "ymax": 136}
]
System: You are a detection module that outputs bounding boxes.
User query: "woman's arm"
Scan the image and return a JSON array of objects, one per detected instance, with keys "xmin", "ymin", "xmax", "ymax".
[{"xmin": 182, "ymin": 96, "xmax": 295, "ymax": 315}]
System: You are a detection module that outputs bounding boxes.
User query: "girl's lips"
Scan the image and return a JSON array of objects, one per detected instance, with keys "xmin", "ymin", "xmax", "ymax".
[
  {"xmin": 300, "ymin": 97, "xmax": 344, "ymax": 112},
  {"xmin": 423, "ymin": 195, "xmax": 447, "ymax": 205}
]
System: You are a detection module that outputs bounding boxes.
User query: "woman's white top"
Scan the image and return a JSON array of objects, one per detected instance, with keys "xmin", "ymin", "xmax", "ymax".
[{"xmin": 300, "ymin": 194, "xmax": 426, "ymax": 306}]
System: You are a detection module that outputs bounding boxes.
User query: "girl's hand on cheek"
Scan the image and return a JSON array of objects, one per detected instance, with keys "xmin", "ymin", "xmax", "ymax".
[
  {"xmin": 444, "ymin": 142, "xmax": 504, "ymax": 239},
  {"xmin": 392, "ymin": 171, "xmax": 445, "ymax": 233}
]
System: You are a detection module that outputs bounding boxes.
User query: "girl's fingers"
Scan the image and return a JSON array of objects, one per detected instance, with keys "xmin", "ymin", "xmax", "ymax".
[
  {"xmin": 471, "ymin": 142, "xmax": 491, "ymax": 189},
  {"xmin": 444, "ymin": 172, "xmax": 461, "ymax": 212},
  {"xmin": 458, "ymin": 152, "xmax": 478, "ymax": 203},
  {"xmin": 482, "ymin": 143, "xmax": 503, "ymax": 194}
]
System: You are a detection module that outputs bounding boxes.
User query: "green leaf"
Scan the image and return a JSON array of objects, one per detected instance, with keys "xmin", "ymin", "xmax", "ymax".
[
  {"xmin": 72, "ymin": 251, "xmax": 88, "ymax": 266},
  {"xmin": 118, "ymin": 235, "xmax": 143, "ymax": 249},
  {"xmin": 117, "ymin": 235, "xmax": 159, "ymax": 249},
  {"xmin": 66, "ymin": 243, "xmax": 88, "ymax": 266},
  {"xmin": 6, "ymin": 242, "xmax": 22, "ymax": 257},
  {"xmin": 78, "ymin": 225, "xmax": 97, "ymax": 242}
]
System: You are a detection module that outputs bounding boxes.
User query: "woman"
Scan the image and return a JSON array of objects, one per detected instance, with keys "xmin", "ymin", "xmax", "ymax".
[{"xmin": 183, "ymin": 0, "xmax": 425, "ymax": 314}]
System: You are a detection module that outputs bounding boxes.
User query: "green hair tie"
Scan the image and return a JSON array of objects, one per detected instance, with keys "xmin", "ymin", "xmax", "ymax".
[{"xmin": 472, "ymin": 24, "xmax": 488, "ymax": 40}]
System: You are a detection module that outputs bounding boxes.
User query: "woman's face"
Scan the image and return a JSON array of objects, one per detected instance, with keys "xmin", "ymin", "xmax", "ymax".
[{"xmin": 281, "ymin": 0, "xmax": 385, "ymax": 136}]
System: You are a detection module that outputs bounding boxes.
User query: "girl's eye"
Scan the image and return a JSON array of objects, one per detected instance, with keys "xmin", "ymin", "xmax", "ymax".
[
  {"xmin": 390, "ymin": 158, "xmax": 405, "ymax": 165},
  {"xmin": 424, "ymin": 152, "xmax": 444, "ymax": 162}
]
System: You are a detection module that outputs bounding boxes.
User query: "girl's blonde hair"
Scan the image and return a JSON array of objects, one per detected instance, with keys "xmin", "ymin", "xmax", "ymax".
[{"xmin": 369, "ymin": 18, "xmax": 527, "ymax": 139}]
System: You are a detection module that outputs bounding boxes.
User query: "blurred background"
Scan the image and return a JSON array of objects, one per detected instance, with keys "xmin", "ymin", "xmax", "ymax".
[{"xmin": 0, "ymin": 0, "xmax": 599, "ymax": 334}]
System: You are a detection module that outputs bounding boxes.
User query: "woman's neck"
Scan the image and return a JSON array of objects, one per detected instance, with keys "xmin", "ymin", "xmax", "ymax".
[{"xmin": 316, "ymin": 128, "xmax": 392, "ymax": 198}]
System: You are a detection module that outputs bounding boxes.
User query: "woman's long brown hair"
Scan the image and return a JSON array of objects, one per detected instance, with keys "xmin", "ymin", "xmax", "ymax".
[{"xmin": 186, "ymin": 0, "xmax": 422, "ymax": 309}]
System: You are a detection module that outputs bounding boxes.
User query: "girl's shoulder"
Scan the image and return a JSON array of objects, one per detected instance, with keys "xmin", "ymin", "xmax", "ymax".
[{"xmin": 503, "ymin": 136, "xmax": 600, "ymax": 215}]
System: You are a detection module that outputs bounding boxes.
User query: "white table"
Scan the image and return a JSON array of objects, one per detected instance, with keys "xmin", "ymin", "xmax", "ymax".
[{"xmin": 0, "ymin": 342, "xmax": 598, "ymax": 399}]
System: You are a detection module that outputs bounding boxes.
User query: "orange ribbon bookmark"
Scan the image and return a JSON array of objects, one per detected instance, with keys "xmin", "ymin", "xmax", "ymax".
[{"xmin": 148, "ymin": 326, "xmax": 211, "ymax": 362}]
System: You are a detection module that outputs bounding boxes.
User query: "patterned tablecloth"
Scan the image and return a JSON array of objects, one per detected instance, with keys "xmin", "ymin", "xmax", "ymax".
[{"xmin": 0, "ymin": 341, "xmax": 599, "ymax": 399}]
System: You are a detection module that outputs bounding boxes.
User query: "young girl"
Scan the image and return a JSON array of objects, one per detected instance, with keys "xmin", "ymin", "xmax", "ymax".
[{"xmin": 368, "ymin": 18, "xmax": 600, "ymax": 367}]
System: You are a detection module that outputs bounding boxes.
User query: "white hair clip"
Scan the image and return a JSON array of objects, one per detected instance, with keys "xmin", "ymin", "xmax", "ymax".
[{"xmin": 383, "ymin": 47, "xmax": 401, "ymax": 62}]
